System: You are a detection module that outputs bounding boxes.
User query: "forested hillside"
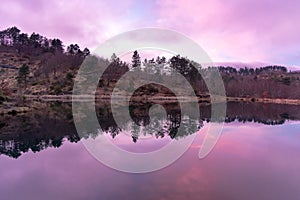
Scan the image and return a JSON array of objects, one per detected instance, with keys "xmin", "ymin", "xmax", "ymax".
[{"xmin": 0, "ymin": 26, "xmax": 300, "ymax": 105}]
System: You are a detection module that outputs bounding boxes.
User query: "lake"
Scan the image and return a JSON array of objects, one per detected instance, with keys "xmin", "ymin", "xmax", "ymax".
[{"xmin": 0, "ymin": 102, "xmax": 299, "ymax": 200}]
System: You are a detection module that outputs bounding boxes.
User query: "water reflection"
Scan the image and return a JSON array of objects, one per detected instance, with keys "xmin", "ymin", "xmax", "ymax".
[
  {"xmin": 0, "ymin": 101, "xmax": 299, "ymax": 158},
  {"xmin": 0, "ymin": 120, "xmax": 299, "ymax": 200},
  {"xmin": 97, "ymin": 102, "xmax": 202, "ymax": 143},
  {"xmin": 0, "ymin": 103, "xmax": 79, "ymax": 158}
]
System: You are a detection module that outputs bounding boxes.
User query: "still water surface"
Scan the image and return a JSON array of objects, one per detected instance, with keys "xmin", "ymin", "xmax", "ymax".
[{"xmin": 0, "ymin": 102, "xmax": 299, "ymax": 200}]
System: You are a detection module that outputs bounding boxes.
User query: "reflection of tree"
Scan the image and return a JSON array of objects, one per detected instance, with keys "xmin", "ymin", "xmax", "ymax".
[
  {"xmin": 96, "ymin": 99, "xmax": 203, "ymax": 142},
  {"xmin": 96, "ymin": 106, "xmax": 121, "ymax": 138},
  {"xmin": 95, "ymin": 101, "xmax": 300, "ymax": 141},
  {"xmin": 0, "ymin": 102, "xmax": 299, "ymax": 158},
  {"xmin": 0, "ymin": 102, "xmax": 79, "ymax": 158}
]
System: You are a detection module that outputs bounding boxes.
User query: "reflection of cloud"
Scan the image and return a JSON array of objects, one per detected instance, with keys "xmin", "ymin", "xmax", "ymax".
[
  {"xmin": 0, "ymin": 122, "xmax": 299, "ymax": 199},
  {"xmin": 144, "ymin": 121, "xmax": 300, "ymax": 199},
  {"xmin": 0, "ymin": 140, "xmax": 134, "ymax": 199},
  {"xmin": 104, "ymin": 131, "xmax": 173, "ymax": 153}
]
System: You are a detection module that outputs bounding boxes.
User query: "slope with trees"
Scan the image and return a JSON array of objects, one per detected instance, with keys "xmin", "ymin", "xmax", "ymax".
[{"xmin": 0, "ymin": 26, "xmax": 299, "ymax": 106}]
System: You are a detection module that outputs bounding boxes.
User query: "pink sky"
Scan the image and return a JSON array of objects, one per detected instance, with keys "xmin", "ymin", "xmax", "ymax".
[{"xmin": 1, "ymin": 0, "xmax": 300, "ymax": 67}]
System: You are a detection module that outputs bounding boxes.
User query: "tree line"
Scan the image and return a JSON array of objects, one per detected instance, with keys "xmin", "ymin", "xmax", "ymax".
[
  {"xmin": 0, "ymin": 26, "xmax": 90, "ymax": 56},
  {"xmin": 0, "ymin": 26, "xmax": 298, "ymax": 99},
  {"xmin": 101, "ymin": 51, "xmax": 299, "ymax": 99}
]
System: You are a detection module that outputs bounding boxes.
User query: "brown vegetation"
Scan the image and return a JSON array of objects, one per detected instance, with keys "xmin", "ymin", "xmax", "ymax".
[{"xmin": 0, "ymin": 26, "xmax": 299, "ymax": 106}]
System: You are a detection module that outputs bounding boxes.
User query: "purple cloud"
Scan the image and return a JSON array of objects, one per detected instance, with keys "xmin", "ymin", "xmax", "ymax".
[
  {"xmin": 155, "ymin": 0, "xmax": 300, "ymax": 66},
  {"xmin": 0, "ymin": 0, "xmax": 300, "ymax": 66}
]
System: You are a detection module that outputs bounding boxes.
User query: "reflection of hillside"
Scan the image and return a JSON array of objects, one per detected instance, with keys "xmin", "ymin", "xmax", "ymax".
[
  {"xmin": 0, "ymin": 102, "xmax": 299, "ymax": 158},
  {"xmin": 199, "ymin": 102, "xmax": 300, "ymax": 125},
  {"xmin": 0, "ymin": 102, "xmax": 79, "ymax": 158}
]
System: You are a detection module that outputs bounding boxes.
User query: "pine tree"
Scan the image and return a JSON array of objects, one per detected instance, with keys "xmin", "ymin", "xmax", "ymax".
[
  {"xmin": 132, "ymin": 50, "xmax": 141, "ymax": 70},
  {"xmin": 17, "ymin": 64, "xmax": 30, "ymax": 88}
]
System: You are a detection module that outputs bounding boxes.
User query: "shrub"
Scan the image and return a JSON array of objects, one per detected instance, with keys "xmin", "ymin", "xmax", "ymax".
[{"xmin": 66, "ymin": 73, "xmax": 74, "ymax": 80}]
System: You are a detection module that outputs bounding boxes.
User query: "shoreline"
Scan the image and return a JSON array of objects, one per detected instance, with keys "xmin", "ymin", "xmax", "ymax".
[
  {"xmin": 24, "ymin": 94, "xmax": 300, "ymax": 105},
  {"xmin": 1, "ymin": 95, "xmax": 300, "ymax": 115}
]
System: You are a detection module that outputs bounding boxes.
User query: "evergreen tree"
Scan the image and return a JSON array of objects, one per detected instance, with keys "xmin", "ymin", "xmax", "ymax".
[
  {"xmin": 51, "ymin": 38, "xmax": 64, "ymax": 53},
  {"xmin": 83, "ymin": 48, "xmax": 90, "ymax": 57},
  {"xmin": 132, "ymin": 50, "xmax": 141, "ymax": 70},
  {"xmin": 17, "ymin": 64, "xmax": 30, "ymax": 88},
  {"xmin": 110, "ymin": 53, "xmax": 119, "ymax": 63},
  {"xmin": 67, "ymin": 44, "xmax": 80, "ymax": 55}
]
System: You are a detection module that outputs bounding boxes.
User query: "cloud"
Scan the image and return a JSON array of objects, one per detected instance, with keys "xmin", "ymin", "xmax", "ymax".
[
  {"xmin": 0, "ymin": 0, "xmax": 135, "ymax": 49},
  {"xmin": 154, "ymin": 0, "xmax": 300, "ymax": 65},
  {"xmin": 0, "ymin": 0, "xmax": 300, "ymax": 66}
]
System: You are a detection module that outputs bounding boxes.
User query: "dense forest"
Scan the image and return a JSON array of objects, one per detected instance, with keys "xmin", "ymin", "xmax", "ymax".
[{"xmin": 0, "ymin": 26, "xmax": 300, "ymax": 105}]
